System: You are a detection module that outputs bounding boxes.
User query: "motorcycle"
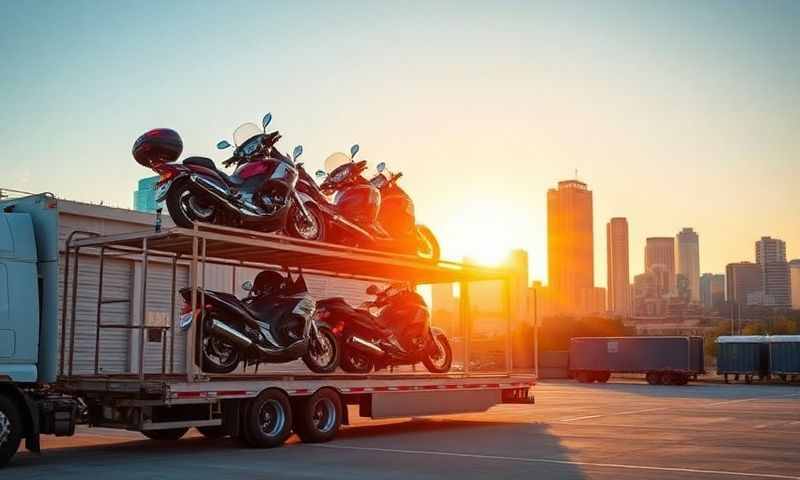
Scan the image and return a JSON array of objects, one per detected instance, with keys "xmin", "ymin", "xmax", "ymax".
[
  {"xmin": 292, "ymin": 144, "xmax": 439, "ymax": 260},
  {"xmin": 315, "ymin": 282, "xmax": 452, "ymax": 374},
  {"xmin": 178, "ymin": 270, "xmax": 339, "ymax": 374},
  {"xmin": 132, "ymin": 113, "xmax": 315, "ymax": 233}
]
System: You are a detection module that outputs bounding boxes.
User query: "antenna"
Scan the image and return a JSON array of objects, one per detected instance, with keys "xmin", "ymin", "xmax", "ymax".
[{"xmin": 574, "ymin": 168, "xmax": 579, "ymax": 181}]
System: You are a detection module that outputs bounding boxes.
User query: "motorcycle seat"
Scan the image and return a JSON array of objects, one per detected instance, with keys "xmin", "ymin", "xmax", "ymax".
[{"xmin": 183, "ymin": 157, "xmax": 245, "ymax": 186}]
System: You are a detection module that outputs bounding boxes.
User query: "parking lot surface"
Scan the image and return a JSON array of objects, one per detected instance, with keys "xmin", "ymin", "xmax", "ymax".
[{"xmin": 6, "ymin": 380, "xmax": 800, "ymax": 479}]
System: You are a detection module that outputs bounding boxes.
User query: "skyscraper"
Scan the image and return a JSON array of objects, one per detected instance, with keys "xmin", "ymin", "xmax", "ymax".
[
  {"xmin": 790, "ymin": 259, "xmax": 800, "ymax": 310},
  {"xmin": 547, "ymin": 180, "xmax": 593, "ymax": 314},
  {"xmin": 676, "ymin": 228, "xmax": 700, "ymax": 303},
  {"xmin": 725, "ymin": 262, "xmax": 762, "ymax": 305},
  {"xmin": 645, "ymin": 237, "xmax": 675, "ymax": 294},
  {"xmin": 755, "ymin": 236, "xmax": 790, "ymax": 307},
  {"xmin": 699, "ymin": 273, "xmax": 725, "ymax": 310},
  {"xmin": 133, "ymin": 176, "xmax": 162, "ymax": 213},
  {"xmin": 606, "ymin": 218, "xmax": 630, "ymax": 316}
]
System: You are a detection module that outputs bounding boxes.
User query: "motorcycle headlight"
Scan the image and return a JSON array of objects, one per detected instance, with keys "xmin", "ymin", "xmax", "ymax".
[{"xmin": 330, "ymin": 168, "xmax": 349, "ymax": 183}]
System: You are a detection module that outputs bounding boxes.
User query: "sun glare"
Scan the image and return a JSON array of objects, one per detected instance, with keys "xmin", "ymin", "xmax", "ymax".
[{"xmin": 438, "ymin": 200, "xmax": 522, "ymax": 266}]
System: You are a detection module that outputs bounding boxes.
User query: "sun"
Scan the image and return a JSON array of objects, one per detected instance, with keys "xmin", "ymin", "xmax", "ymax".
[{"xmin": 437, "ymin": 200, "xmax": 523, "ymax": 266}]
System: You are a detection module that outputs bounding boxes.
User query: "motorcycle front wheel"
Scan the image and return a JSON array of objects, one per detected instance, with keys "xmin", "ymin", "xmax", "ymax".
[
  {"xmin": 415, "ymin": 225, "xmax": 440, "ymax": 262},
  {"xmin": 199, "ymin": 327, "xmax": 241, "ymax": 374},
  {"xmin": 302, "ymin": 326, "xmax": 340, "ymax": 374},
  {"xmin": 422, "ymin": 331, "xmax": 452, "ymax": 373},
  {"xmin": 286, "ymin": 203, "xmax": 326, "ymax": 242},
  {"xmin": 166, "ymin": 179, "xmax": 217, "ymax": 228}
]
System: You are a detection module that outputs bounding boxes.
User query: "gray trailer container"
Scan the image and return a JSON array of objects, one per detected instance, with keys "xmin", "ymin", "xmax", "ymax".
[
  {"xmin": 769, "ymin": 335, "xmax": 800, "ymax": 382},
  {"xmin": 715, "ymin": 336, "xmax": 770, "ymax": 384},
  {"xmin": 569, "ymin": 336, "xmax": 704, "ymax": 385}
]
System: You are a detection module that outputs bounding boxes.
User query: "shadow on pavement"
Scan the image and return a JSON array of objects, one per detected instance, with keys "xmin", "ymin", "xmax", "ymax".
[
  {"xmin": 7, "ymin": 419, "xmax": 588, "ymax": 480},
  {"xmin": 544, "ymin": 378, "xmax": 800, "ymax": 400}
]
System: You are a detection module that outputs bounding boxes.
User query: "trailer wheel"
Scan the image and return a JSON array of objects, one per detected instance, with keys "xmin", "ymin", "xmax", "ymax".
[
  {"xmin": 745, "ymin": 375, "xmax": 752, "ymax": 385},
  {"xmin": 724, "ymin": 374, "xmax": 729, "ymax": 384},
  {"xmin": 576, "ymin": 371, "xmax": 592, "ymax": 383},
  {"xmin": 141, "ymin": 427, "xmax": 189, "ymax": 441},
  {"xmin": 293, "ymin": 389, "xmax": 342, "ymax": 443},
  {"xmin": 242, "ymin": 389, "xmax": 292, "ymax": 448},
  {"xmin": 0, "ymin": 396, "xmax": 23, "ymax": 468},
  {"xmin": 594, "ymin": 371, "xmax": 611, "ymax": 383},
  {"xmin": 646, "ymin": 372, "xmax": 661, "ymax": 385},
  {"xmin": 196, "ymin": 426, "xmax": 227, "ymax": 439}
]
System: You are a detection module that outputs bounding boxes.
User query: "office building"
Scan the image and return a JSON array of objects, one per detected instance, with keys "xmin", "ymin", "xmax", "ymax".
[
  {"xmin": 699, "ymin": 273, "xmax": 725, "ymax": 310},
  {"xmin": 755, "ymin": 236, "xmax": 790, "ymax": 307},
  {"xmin": 547, "ymin": 180, "xmax": 593, "ymax": 314},
  {"xmin": 725, "ymin": 262, "xmax": 762, "ymax": 305},
  {"xmin": 675, "ymin": 228, "xmax": 700, "ymax": 303},
  {"xmin": 790, "ymin": 259, "xmax": 800, "ymax": 310},
  {"xmin": 133, "ymin": 176, "xmax": 162, "ymax": 213},
  {"xmin": 645, "ymin": 237, "xmax": 675, "ymax": 294},
  {"xmin": 606, "ymin": 218, "xmax": 630, "ymax": 316}
]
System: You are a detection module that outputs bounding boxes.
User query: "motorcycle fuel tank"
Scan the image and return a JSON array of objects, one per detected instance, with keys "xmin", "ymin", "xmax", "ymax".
[{"xmin": 335, "ymin": 184, "xmax": 381, "ymax": 226}]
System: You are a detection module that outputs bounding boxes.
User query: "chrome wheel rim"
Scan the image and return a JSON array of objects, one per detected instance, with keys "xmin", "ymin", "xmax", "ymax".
[
  {"xmin": 309, "ymin": 331, "xmax": 334, "ymax": 368},
  {"xmin": 348, "ymin": 351, "xmax": 370, "ymax": 372},
  {"xmin": 180, "ymin": 191, "xmax": 215, "ymax": 220},
  {"xmin": 428, "ymin": 336, "xmax": 448, "ymax": 370},
  {"xmin": 293, "ymin": 209, "xmax": 320, "ymax": 240},
  {"xmin": 312, "ymin": 398, "xmax": 337, "ymax": 433},
  {"xmin": 204, "ymin": 335, "xmax": 238, "ymax": 369},
  {"xmin": 0, "ymin": 411, "xmax": 10, "ymax": 446},
  {"xmin": 258, "ymin": 400, "xmax": 286, "ymax": 437}
]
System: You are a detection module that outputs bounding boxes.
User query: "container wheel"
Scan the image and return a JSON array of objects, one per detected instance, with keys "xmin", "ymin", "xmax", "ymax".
[
  {"xmin": 294, "ymin": 388, "xmax": 343, "ymax": 443},
  {"xmin": 646, "ymin": 372, "xmax": 661, "ymax": 385},
  {"xmin": 745, "ymin": 375, "xmax": 752, "ymax": 385},
  {"xmin": 724, "ymin": 374, "xmax": 729, "ymax": 384},
  {"xmin": 196, "ymin": 426, "xmax": 227, "ymax": 439},
  {"xmin": 0, "ymin": 396, "xmax": 23, "ymax": 468},
  {"xmin": 595, "ymin": 371, "xmax": 611, "ymax": 383},
  {"xmin": 141, "ymin": 427, "xmax": 189, "ymax": 441},
  {"xmin": 242, "ymin": 389, "xmax": 293, "ymax": 448},
  {"xmin": 576, "ymin": 371, "xmax": 592, "ymax": 383}
]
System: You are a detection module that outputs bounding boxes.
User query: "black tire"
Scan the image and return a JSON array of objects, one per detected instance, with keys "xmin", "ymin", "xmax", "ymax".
[
  {"xmin": 293, "ymin": 389, "xmax": 343, "ymax": 444},
  {"xmin": 242, "ymin": 389, "xmax": 293, "ymax": 448},
  {"xmin": 286, "ymin": 203, "xmax": 326, "ymax": 242},
  {"xmin": 0, "ymin": 396, "xmax": 23, "ymax": 468},
  {"xmin": 141, "ymin": 427, "xmax": 189, "ymax": 441},
  {"xmin": 302, "ymin": 326, "xmax": 340, "ymax": 374},
  {"xmin": 745, "ymin": 375, "xmax": 753, "ymax": 385},
  {"xmin": 166, "ymin": 179, "xmax": 217, "ymax": 229},
  {"xmin": 724, "ymin": 374, "xmax": 729, "ymax": 384},
  {"xmin": 646, "ymin": 372, "xmax": 661, "ymax": 385},
  {"xmin": 576, "ymin": 371, "xmax": 592, "ymax": 383},
  {"xmin": 196, "ymin": 426, "xmax": 227, "ymax": 439},
  {"xmin": 415, "ymin": 225, "xmax": 440, "ymax": 262},
  {"xmin": 422, "ymin": 331, "xmax": 452, "ymax": 373},
  {"xmin": 340, "ymin": 348, "xmax": 374, "ymax": 374},
  {"xmin": 198, "ymin": 318, "xmax": 241, "ymax": 374},
  {"xmin": 595, "ymin": 371, "xmax": 611, "ymax": 383}
]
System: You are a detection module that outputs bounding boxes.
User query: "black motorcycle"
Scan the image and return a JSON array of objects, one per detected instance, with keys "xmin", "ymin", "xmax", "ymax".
[
  {"xmin": 315, "ymin": 283, "xmax": 452, "ymax": 374},
  {"xmin": 133, "ymin": 113, "xmax": 315, "ymax": 233},
  {"xmin": 292, "ymin": 145, "xmax": 439, "ymax": 260},
  {"xmin": 179, "ymin": 271, "xmax": 339, "ymax": 374}
]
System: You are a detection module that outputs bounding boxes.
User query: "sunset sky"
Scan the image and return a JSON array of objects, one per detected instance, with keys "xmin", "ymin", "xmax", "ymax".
[{"xmin": 1, "ymin": 1, "xmax": 798, "ymax": 285}]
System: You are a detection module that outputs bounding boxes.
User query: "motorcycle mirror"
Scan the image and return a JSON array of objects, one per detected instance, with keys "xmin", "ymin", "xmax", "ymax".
[
  {"xmin": 216, "ymin": 140, "xmax": 232, "ymax": 150},
  {"xmin": 292, "ymin": 145, "xmax": 303, "ymax": 160},
  {"xmin": 315, "ymin": 170, "xmax": 326, "ymax": 178},
  {"xmin": 366, "ymin": 284, "xmax": 379, "ymax": 295},
  {"xmin": 262, "ymin": 112, "xmax": 273, "ymax": 131},
  {"xmin": 242, "ymin": 280, "xmax": 253, "ymax": 291},
  {"xmin": 376, "ymin": 162, "xmax": 386, "ymax": 173},
  {"xmin": 350, "ymin": 144, "xmax": 360, "ymax": 159}
]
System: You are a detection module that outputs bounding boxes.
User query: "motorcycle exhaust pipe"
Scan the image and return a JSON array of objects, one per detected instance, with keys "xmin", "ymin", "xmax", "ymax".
[
  {"xmin": 188, "ymin": 174, "xmax": 263, "ymax": 217},
  {"xmin": 347, "ymin": 336, "xmax": 385, "ymax": 357},
  {"xmin": 207, "ymin": 319, "xmax": 254, "ymax": 349}
]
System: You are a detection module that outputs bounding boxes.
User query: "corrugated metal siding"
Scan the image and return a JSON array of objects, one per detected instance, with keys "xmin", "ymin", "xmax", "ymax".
[
  {"xmin": 138, "ymin": 262, "xmax": 190, "ymax": 374},
  {"xmin": 58, "ymin": 254, "xmax": 132, "ymax": 374},
  {"xmin": 770, "ymin": 341, "xmax": 800, "ymax": 374}
]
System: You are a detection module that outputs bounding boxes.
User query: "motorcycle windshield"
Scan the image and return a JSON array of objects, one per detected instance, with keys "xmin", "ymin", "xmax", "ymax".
[
  {"xmin": 324, "ymin": 152, "xmax": 352, "ymax": 173},
  {"xmin": 233, "ymin": 123, "xmax": 262, "ymax": 147}
]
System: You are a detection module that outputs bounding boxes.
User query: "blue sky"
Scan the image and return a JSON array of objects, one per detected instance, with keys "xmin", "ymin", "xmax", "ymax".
[{"xmin": 1, "ymin": 0, "xmax": 798, "ymax": 284}]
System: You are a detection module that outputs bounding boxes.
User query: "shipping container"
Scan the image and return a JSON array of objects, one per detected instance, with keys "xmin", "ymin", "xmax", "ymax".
[
  {"xmin": 769, "ymin": 335, "xmax": 800, "ymax": 382},
  {"xmin": 715, "ymin": 336, "xmax": 769, "ymax": 383},
  {"xmin": 569, "ymin": 336, "xmax": 704, "ymax": 385}
]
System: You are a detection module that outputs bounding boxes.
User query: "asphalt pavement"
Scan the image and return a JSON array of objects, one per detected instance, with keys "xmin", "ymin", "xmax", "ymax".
[{"xmin": 5, "ymin": 380, "xmax": 800, "ymax": 480}]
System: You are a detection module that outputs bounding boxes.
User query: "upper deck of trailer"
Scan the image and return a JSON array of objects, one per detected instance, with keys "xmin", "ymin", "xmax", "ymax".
[{"xmin": 68, "ymin": 223, "xmax": 515, "ymax": 284}]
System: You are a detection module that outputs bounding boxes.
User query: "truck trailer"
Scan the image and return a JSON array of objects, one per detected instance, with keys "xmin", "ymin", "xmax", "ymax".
[
  {"xmin": 569, "ymin": 336, "xmax": 704, "ymax": 385},
  {"xmin": 0, "ymin": 193, "xmax": 535, "ymax": 467}
]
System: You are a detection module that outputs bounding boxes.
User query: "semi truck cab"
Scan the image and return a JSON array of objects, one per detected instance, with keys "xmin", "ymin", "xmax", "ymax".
[{"xmin": 0, "ymin": 194, "xmax": 77, "ymax": 467}]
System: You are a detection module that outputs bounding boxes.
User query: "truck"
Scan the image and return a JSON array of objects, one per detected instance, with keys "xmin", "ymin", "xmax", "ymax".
[
  {"xmin": 569, "ymin": 336, "xmax": 705, "ymax": 385},
  {"xmin": 0, "ymin": 193, "xmax": 535, "ymax": 467}
]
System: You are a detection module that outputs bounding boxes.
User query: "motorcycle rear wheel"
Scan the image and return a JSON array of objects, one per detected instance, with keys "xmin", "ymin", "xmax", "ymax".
[
  {"xmin": 422, "ymin": 332, "xmax": 452, "ymax": 373},
  {"xmin": 166, "ymin": 179, "xmax": 217, "ymax": 228},
  {"xmin": 199, "ymin": 326, "xmax": 241, "ymax": 374},
  {"xmin": 340, "ymin": 348, "xmax": 374, "ymax": 374},
  {"xmin": 415, "ymin": 225, "xmax": 440, "ymax": 262}
]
